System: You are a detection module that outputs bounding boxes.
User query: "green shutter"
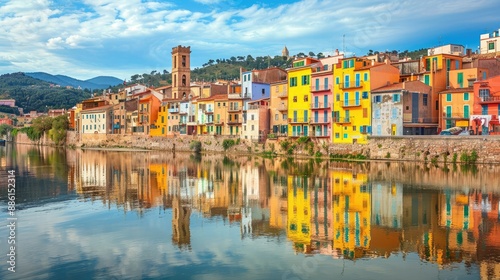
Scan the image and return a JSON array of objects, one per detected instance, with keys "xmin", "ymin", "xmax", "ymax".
[{"xmin": 457, "ymin": 73, "xmax": 463, "ymax": 88}]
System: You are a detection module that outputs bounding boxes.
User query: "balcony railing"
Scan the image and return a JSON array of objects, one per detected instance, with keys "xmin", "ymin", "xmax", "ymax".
[
  {"xmin": 339, "ymin": 81, "xmax": 364, "ymax": 89},
  {"xmin": 277, "ymin": 104, "xmax": 288, "ymax": 112},
  {"xmin": 311, "ymin": 102, "xmax": 332, "ymax": 109},
  {"xmin": 480, "ymin": 96, "xmax": 500, "ymax": 103},
  {"xmin": 227, "ymin": 119, "xmax": 242, "ymax": 125},
  {"xmin": 205, "ymin": 109, "xmax": 214, "ymax": 114},
  {"xmin": 277, "ymin": 90, "xmax": 288, "ymax": 98},
  {"xmin": 227, "ymin": 106, "xmax": 241, "ymax": 112},
  {"xmin": 341, "ymin": 99, "xmax": 362, "ymax": 107},
  {"xmin": 333, "ymin": 117, "xmax": 351, "ymax": 123},
  {"xmin": 168, "ymin": 108, "xmax": 179, "ymax": 113},
  {"xmin": 288, "ymin": 117, "xmax": 309, "ymax": 124},
  {"xmin": 309, "ymin": 117, "xmax": 331, "ymax": 124},
  {"xmin": 310, "ymin": 84, "xmax": 332, "ymax": 92}
]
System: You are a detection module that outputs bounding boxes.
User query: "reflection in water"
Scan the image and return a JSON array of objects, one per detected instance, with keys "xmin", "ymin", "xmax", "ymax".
[{"xmin": 1, "ymin": 144, "xmax": 500, "ymax": 279}]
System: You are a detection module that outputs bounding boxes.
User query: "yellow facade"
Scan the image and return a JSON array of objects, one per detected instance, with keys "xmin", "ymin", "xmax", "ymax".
[
  {"xmin": 333, "ymin": 58, "xmax": 399, "ymax": 143},
  {"xmin": 333, "ymin": 58, "xmax": 371, "ymax": 144},
  {"xmin": 287, "ymin": 176, "xmax": 312, "ymax": 253},
  {"xmin": 288, "ymin": 59, "xmax": 314, "ymax": 137},
  {"xmin": 331, "ymin": 170, "xmax": 371, "ymax": 259},
  {"xmin": 150, "ymin": 105, "xmax": 169, "ymax": 136}
]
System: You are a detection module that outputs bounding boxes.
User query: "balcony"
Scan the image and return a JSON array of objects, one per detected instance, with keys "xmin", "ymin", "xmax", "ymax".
[
  {"xmin": 442, "ymin": 113, "xmax": 469, "ymax": 119},
  {"xmin": 277, "ymin": 104, "xmax": 288, "ymax": 112},
  {"xmin": 228, "ymin": 106, "xmax": 241, "ymax": 112},
  {"xmin": 205, "ymin": 109, "xmax": 214, "ymax": 114},
  {"xmin": 288, "ymin": 117, "xmax": 309, "ymax": 124},
  {"xmin": 310, "ymin": 84, "xmax": 332, "ymax": 92},
  {"xmin": 339, "ymin": 81, "xmax": 364, "ymax": 89},
  {"xmin": 341, "ymin": 99, "xmax": 362, "ymax": 108},
  {"xmin": 168, "ymin": 108, "xmax": 179, "ymax": 114},
  {"xmin": 214, "ymin": 120, "xmax": 224, "ymax": 126},
  {"xmin": 479, "ymin": 96, "xmax": 500, "ymax": 103},
  {"xmin": 311, "ymin": 102, "xmax": 332, "ymax": 109},
  {"xmin": 333, "ymin": 117, "xmax": 351, "ymax": 124},
  {"xmin": 227, "ymin": 119, "xmax": 242, "ymax": 125},
  {"xmin": 310, "ymin": 117, "xmax": 331, "ymax": 124},
  {"xmin": 278, "ymin": 90, "xmax": 288, "ymax": 98}
]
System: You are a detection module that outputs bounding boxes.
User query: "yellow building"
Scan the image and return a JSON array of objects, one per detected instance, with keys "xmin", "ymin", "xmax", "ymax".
[
  {"xmin": 332, "ymin": 58, "xmax": 399, "ymax": 143},
  {"xmin": 150, "ymin": 104, "xmax": 169, "ymax": 136},
  {"xmin": 287, "ymin": 175, "xmax": 312, "ymax": 253},
  {"xmin": 331, "ymin": 170, "xmax": 371, "ymax": 259},
  {"xmin": 288, "ymin": 57, "xmax": 319, "ymax": 137}
]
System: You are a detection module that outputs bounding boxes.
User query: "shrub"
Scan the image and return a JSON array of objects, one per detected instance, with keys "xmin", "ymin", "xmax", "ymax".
[
  {"xmin": 222, "ymin": 139, "xmax": 235, "ymax": 151},
  {"xmin": 189, "ymin": 140, "xmax": 202, "ymax": 154}
]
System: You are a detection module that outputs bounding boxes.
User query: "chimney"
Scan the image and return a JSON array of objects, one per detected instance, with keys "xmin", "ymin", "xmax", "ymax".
[
  {"xmin": 335, "ymin": 49, "xmax": 339, "ymax": 56},
  {"xmin": 466, "ymin": 48, "xmax": 472, "ymax": 57}
]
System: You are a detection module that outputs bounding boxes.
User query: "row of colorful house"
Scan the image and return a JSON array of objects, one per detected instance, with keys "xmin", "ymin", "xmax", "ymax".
[{"xmin": 69, "ymin": 42, "xmax": 500, "ymax": 144}]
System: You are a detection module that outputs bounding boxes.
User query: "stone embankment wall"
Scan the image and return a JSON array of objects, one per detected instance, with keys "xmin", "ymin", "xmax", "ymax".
[{"xmin": 14, "ymin": 132, "xmax": 500, "ymax": 163}]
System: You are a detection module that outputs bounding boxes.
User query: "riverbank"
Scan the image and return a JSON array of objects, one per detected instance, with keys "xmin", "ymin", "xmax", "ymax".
[{"xmin": 12, "ymin": 131, "xmax": 500, "ymax": 163}]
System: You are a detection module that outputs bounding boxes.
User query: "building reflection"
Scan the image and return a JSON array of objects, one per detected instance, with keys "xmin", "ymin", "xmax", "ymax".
[{"xmin": 69, "ymin": 150, "xmax": 500, "ymax": 279}]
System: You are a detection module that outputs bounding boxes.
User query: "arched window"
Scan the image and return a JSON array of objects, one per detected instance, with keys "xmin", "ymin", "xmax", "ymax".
[
  {"xmin": 173, "ymin": 74, "xmax": 177, "ymax": 87},
  {"xmin": 182, "ymin": 75, "xmax": 186, "ymax": 86}
]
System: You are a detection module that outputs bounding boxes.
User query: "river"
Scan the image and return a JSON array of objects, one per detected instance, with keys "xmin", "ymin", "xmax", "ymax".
[{"xmin": 0, "ymin": 143, "xmax": 499, "ymax": 280}]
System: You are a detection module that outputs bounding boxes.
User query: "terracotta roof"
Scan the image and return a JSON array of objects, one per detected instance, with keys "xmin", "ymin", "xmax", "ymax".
[
  {"xmin": 81, "ymin": 105, "xmax": 113, "ymax": 113},
  {"xmin": 438, "ymin": 87, "xmax": 474, "ymax": 94},
  {"xmin": 372, "ymin": 80, "xmax": 431, "ymax": 93}
]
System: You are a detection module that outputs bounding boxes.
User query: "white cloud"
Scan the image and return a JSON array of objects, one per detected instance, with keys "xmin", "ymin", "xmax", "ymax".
[{"xmin": 0, "ymin": 0, "xmax": 497, "ymax": 79}]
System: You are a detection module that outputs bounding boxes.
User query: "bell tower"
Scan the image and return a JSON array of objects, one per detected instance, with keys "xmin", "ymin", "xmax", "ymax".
[{"xmin": 171, "ymin": 45, "xmax": 191, "ymax": 100}]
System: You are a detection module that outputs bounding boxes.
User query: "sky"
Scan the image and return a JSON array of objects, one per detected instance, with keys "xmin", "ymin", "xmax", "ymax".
[{"xmin": 0, "ymin": 0, "xmax": 498, "ymax": 81}]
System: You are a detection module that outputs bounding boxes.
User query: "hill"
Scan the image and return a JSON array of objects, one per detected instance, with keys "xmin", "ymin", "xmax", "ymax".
[
  {"xmin": 25, "ymin": 72, "xmax": 122, "ymax": 89},
  {"xmin": 0, "ymin": 72, "xmax": 92, "ymax": 112}
]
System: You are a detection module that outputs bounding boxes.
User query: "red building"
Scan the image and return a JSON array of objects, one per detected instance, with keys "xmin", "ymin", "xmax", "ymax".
[{"xmin": 472, "ymin": 75, "xmax": 500, "ymax": 135}]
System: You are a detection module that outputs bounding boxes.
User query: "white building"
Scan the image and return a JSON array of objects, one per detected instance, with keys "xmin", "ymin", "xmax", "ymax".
[
  {"xmin": 480, "ymin": 29, "xmax": 500, "ymax": 54},
  {"xmin": 80, "ymin": 105, "xmax": 113, "ymax": 134}
]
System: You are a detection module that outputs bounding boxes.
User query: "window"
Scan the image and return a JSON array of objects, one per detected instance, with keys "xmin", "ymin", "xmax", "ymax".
[
  {"xmin": 393, "ymin": 94, "xmax": 400, "ymax": 102},
  {"xmin": 363, "ymin": 108, "xmax": 368, "ymax": 118},
  {"xmin": 335, "ymin": 133, "xmax": 340, "ymax": 138},
  {"xmin": 423, "ymin": 94, "xmax": 428, "ymax": 106},
  {"xmin": 251, "ymin": 114, "xmax": 254, "ymax": 121},
  {"xmin": 336, "ymin": 94, "xmax": 340, "ymax": 101},
  {"xmin": 446, "ymin": 94, "xmax": 452, "ymax": 102},
  {"xmin": 464, "ymin": 92, "xmax": 469, "ymax": 101},
  {"xmin": 391, "ymin": 108, "xmax": 398, "ymax": 119},
  {"xmin": 290, "ymin": 77, "xmax": 298, "ymax": 87},
  {"xmin": 457, "ymin": 72, "xmax": 463, "ymax": 88},
  {"xmin": 362, "ymin": 91, "xmax": 368, "ymax": 99},
  {"xmin": 301, "ymin": 75, "xmax": 310, "ymax": 85},
  {"xmin": 353, "ymin": 126, "xmax": 356, "ymax": 131},
  {"xmin": 275, "ymin": 114, "xmax": 278, "ymax": 121},
  {"xmin": 293, "ymin": 96, "xmax": 297, "ymax": 102},
  {"xmin": 479, "ymin": 89, "xmax": 490, "ymax": 100},
  {"xmin": 336, "ymin": 77, "xmax": 339, "ymax": 85},
  {"xmin": 482, "ymin": 105, "xmax": 488, "ymax": 115},
  {"xmin": 304, "ymin": 95, "xmax": 308, "ymax": 102},
  {"xmin": 364, "ymin": 73, "xmax": 368, "ymax": 81},
  {"xmin": 262, "ymin": 88, "xmax": 265, "ymax": 95},
  {"xmin": 251, "ymin": 125, "xmax": 254, "ymax": 131},
  {"xmin": 489, "ymin": 42, "xmax": 495, "ymax": 50},
  {"xmin": 424, "ymin": 75, "xmax": 430, "ymax": 85},
  {"xmin": 374, "ymin": 96, "xmax": 381, "ymax": 103},
  {"xmin": 464, "ymin": 105, "xmax": 470, "ymax": 118},
  {"xmin": 374, "ymin": 109, "xmax": 381, "ymax": 119}
]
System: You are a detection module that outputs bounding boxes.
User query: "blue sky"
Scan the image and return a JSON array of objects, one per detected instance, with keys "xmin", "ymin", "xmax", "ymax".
[{"xmin": 0, "ymin": 0, "xmax": 498, "ymax": 80}]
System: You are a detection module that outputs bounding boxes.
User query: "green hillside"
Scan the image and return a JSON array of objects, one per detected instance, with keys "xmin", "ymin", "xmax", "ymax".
[{"xmin": 0, "ymin": 72, "xmax": 92, "ymax": 112}]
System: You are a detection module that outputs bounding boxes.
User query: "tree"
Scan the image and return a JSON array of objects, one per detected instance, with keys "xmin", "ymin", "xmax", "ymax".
[
  {"xmin": 296, "ymin": 52, "xmax": 306, "ymax": 58},
  {"xmin": 246, "ymin": 55, "xmax": 255, "ymax": 62},
  {"xmin": 308, "ymin": 51, "xmax": 315, "ymax": 57},
  {"xmin": 0, "ymin": 124, "xmax": 12, "ymax": 136},
  {"xmin": 368, "ymin": 49, "xmax": 374, "ymax": 55},
  {"xmin": 317, "ymin": 52, "xmax": 325, "ymax": 59}
]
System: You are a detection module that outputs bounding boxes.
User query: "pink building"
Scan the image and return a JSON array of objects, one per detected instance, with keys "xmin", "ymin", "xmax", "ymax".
[{"xmin": 0, "ymin": 99, "xmax": 15, "ymax": 107}]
